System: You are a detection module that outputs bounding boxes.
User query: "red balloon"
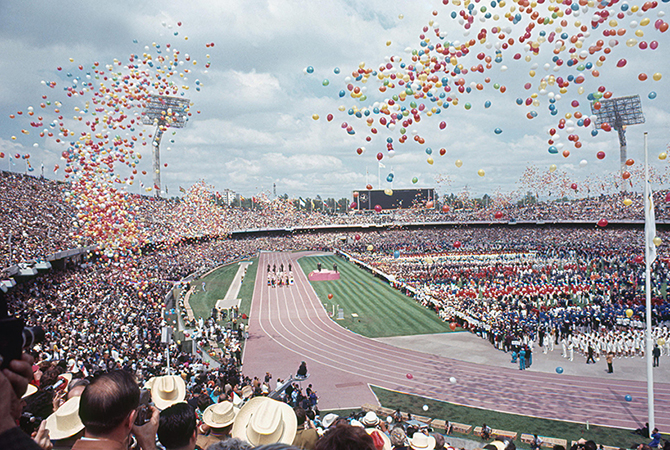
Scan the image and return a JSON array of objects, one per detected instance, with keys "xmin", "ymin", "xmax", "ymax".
[
  {"xmin": 374, "ymin": 204, "xmax": 382, "ymax": 213},
  {"xmin": 356, "ymin": 148, "xmax": 363, "ymax": 155},
  {"xmin": 377, "ymin": 152, "xmax": 383, "ymax": 161},
  {"xmin": 327, "ymin": 114, "xmax": 333, "ymax": 122},
  {"xmin": 328, "ymin": 293, "xmax": 334, "ymax": 300},
  {"xmin": 453, "ymin": 241, "xmax": 461, "ymax": 249},
  {"xmin": 354, "ymin": 234, "xmax": 361, "ymax": 241},
  {"xmin": 449, "ymin": 322, "xmax": 457, "ymax": 331},
  {"xmin": 442, "ymin": 204, "xmax": 450, "ymax": 213},
  {"xmin": 439, "ymin": 148, "xmax": 446, "ymax": 156},
  {"xmin": 634, "ymin": 255, "xmax": 644, "ymax": 264},
  {"xmin": 596, "ymin": 151, "xmax": 606, "ymax": 160},
  {"xmin": 597, "ymin": 218, "xmax": 608, "ymax": 227},
  {"xmin": 366, "ymin": 184, "xmax": 373, "ymax": 190},
  {"xmin": 571, "ymin": 183, "xmax": 578, "ymax": 190},
  {"xmin": 494, "ymin": 211, "xmax": 503, "ymax": 219},
  {"xmin": 406, "ymin": 373, "xmax": 414, "ymax": 380},
  {"xmin": 350, "ymin": 202, "xmax": 357, "ymax": 209},
  {"xmin": 439, "ymin": 121, "xmax": 447, "ymax": 129}
]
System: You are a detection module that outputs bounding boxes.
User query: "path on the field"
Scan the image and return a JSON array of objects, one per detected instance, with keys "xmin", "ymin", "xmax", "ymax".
[
  {"xmin": 242, "ymin": 251, "xmax": 670, "ymax": 430},
  {"xmin": 216, "ymin": 261, "xmax": 252, "ymax": 310}
]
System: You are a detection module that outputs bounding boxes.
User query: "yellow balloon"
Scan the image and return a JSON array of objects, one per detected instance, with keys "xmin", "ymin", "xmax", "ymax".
[
  {"xmin": 367, "ymin": 245, "xmax": 374, "ymax": 251},
  {"xmin": 653, "ymin": 236, "xmax": 662, "ymax": 246},
  {"xmin": 384, "ymin": 188, "xmax": 393, "ymax": 196},
  {"xmin": 455, "ymin": 159, "xmax": 463, "ymax": 168},
  {"xmin": 626, "ymin": 308, "xmax": 633, "ymax": 318},
  {"xmin": 427, "ymin": 157, "xmax": 434, "ymax": 165},
  {"xmin": 478, "ymin": 169, "xmax": 485, "ymax": 177},
  {"xmin": 659, "ymin": 152, "xmax": 667, "ymax": 160},
  {"xmin": 623, "ymin": 198, "xmax": 633, "ymax": 206},
  {"xmin": 653, "ymin": 73, "xmax": 662, "ymax": 81},
  {"xmin": 549, "ymin": 164, "xmax": 557, "ymax": 173},
  {"xmin": 659, "ymin": 338, "xmax": 666, "ymax": 346},
  {"xmin": 312, "ymin": 114, "xmax": 319, "ymax": 120}
]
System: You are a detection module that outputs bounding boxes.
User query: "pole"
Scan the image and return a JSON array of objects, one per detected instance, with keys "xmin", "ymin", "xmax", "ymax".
[
  {"xmin": 644, "ymin": 131, "xmax": 655, "ymax": 431},
  {"xmin": 152, "ymin": 125, "xmax": 165, "ymax": 198}
]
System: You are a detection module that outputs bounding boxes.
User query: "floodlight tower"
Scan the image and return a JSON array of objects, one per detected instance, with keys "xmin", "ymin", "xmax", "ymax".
[
  {"xmin": 141, "ymin": 95, "xmax": 191, "ymax": 197},
  {"xmin": 590, "ymin": 95, "xmax": 645, "ymax": 190}
]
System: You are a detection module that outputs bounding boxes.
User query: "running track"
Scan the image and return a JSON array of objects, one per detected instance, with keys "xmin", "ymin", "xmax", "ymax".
[{"xmin": 242, "ymin": 251, "xmax": 670, "ymax": 429}]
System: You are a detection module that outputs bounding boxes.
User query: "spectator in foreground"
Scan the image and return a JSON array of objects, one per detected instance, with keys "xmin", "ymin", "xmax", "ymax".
[
  {"xmin": 158, "ymin": 402, "xmax": 197, "ymax": 450},
  {"xmin": 74, "ymin": 370, "xmax": 158, "ymax": 450},
  {"xmin": 315, "ymin": 423, "xmax": 376, "ymax": 450},
  {"xmin": 292, "ymin": 407, "xmax": 319, "ymax": 450},
  {"xmin": 197, "ymin": 401, "xmax": 238, "ymax": 449}
]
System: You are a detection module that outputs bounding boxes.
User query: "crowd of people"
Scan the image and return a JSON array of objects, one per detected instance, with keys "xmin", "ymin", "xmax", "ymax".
[
  {"xmin": 2, "ymin": 171, "xmax": 670, "ymax": 449},
  {"xmin": 342, "ymin": 227, "xmax": 670, "ymax": 364}
]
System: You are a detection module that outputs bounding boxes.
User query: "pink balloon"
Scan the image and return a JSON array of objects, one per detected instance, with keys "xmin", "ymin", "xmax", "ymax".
[
  {"xmin": 616, "ymin": 59, "xmax": 627, "ymax": 68},
  {"xmin": 650, "ymin": 41, "xmax": 659, "ymax": 50},
  {"xmin": 406, "ymin": 373, "xmax": 414, "ymax": 380}
]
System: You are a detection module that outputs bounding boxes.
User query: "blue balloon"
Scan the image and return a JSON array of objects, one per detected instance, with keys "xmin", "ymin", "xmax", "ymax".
[
  {"xmin": 306, "ymin": 66, "xmax": 314, "ymax": 74},
  {"xmin": 494, "ymin": 128, "xmax": 503, "ymax": 135},
  {"xmin": 333, "ymin": 67, "xmax": 340, "ymax": 74},
  {"xmin": 649, "ymin": 91, "xmax": 657, "ymax": 100},
  {"xmin": 393, "ymin": 250, "xmax": 400, "ymax": 259},
  {"xmin": 425, "ymin": 147, "xmax": 433, "ymax": 155},
  {"xmin": 555, "ymin": 367, "xmax": 564, "ymax": 374},
  {"xmin": 548, "ymin": 146, "xmax": 558, "ymax": 154},
  {"xmin": 625, "ymin": 395, "xmax": 632, "ymax": 402},
  {"xmin": 484, "ymin": 100, "xmax": 491, "ymax": 108},
  {"xmin": 339, "ymin": 90, "xmax": 346, "ymax": 98}
]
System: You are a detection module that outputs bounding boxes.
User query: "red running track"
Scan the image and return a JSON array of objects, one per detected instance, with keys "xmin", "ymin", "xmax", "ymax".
[{"xmin": 242, "ymin": 251, "xmax": 670, "ymax": 429}]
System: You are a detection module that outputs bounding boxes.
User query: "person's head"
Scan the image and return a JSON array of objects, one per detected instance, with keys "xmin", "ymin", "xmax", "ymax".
[
  {"xmin": 158, "ymin": 402, "xmax": 197, "ymax": 450},
  {"xmin": 294, "ymin": 406, "xmax": 307, "ymax": 426},
  {"xmin": 68, "ymin": 378, "xmax": 90, "ymax": 400},
  {"xmin": 208, "ymin": 438, "xmax": 254, "ymax": 450},
  {"xmin": 315, "ymin": 423, "xmax": 376, "ymax": 450},
  {"xmin": 78, "ymin": 370, "xmax": 140, "ymax": 438},
  {"xmin": 584, "ymin": 440, "xmax": 597, "ymax": 450}
]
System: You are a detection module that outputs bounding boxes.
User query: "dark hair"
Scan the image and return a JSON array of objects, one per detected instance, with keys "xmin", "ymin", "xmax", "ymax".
[
  {"xmin": 584, "ymin": 441, "xmax": 597, "ymax": 450},
  {"xmin": 79, "ymin": 370, "xmax": 140, "ymax": 435},
  {"xmin": 197, "ymin": 393, "xmax": 213, "ymax": 411},
  {"xmin": 158, "ymin": 403, "xmax": 196, "ymax": 450},
  {"xmin": 315, "ymin": 423, "xmax": 376, "ymax": 450},
  {"xmin": 294, "ymin": 407, "xmax": 307, "ymax": 426}
]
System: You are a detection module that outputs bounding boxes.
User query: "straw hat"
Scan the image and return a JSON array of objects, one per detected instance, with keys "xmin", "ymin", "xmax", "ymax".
[
  {"xmin": 44, "ymin": 396, "xmax": 85, "ymax": 440},
  {"xmin": 148, "ymin": 375, "xmax": 186, "ymax": 410},
  {"xmin": 22, "ymin": 384, "xmax": 38, "ymax": 399},
  {"xmin": 231, "ymin": 397, "xmax": 297, "ymax": 446},
  {"xmin": 409, "ymin": 432, "xmax": 436, "ymax": 450},
  {"xmin": 321, "ymin": 413, "xmax": 339, "ymax": 428},
  {"xmin": 241, "ymin": 385, "xmax": 253, "ymax": 399},
  {"xmin": 203, "ymin": 401, "xmax": 238, "ymax": 428},
  {"xmin": 361, "ymin": 411, "xmax": 380, "ymax": 427},
  {"xmin": 367, "ymin": 429, "xmax": 392, "ymax": 450}
]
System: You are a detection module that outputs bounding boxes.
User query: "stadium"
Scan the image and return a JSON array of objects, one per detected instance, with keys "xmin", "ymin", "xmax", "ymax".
[{"xmin": 2, "ymin": 2, "xmax": 670, "ymax": 450}]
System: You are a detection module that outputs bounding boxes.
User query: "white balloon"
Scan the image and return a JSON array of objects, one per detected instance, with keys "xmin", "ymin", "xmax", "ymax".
[
  {"xmin": 580, "ymin": 159, "xmax": 588, "ymax": 167},
  {"xmin": 449, "ymin": 377, "xmax": 457, "ymax": 384}
]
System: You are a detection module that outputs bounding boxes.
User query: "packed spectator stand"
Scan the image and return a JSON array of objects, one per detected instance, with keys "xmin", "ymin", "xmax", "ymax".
[{"xmin": 1, "ymin": 171, "xmax": 669, "ymax": 450}]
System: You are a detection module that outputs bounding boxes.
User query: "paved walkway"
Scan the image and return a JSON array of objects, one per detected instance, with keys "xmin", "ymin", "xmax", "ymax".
[
  {"xmin": 215, "ymin": 261, "xmax": 253, "ymax": 310},
  {"xmin": 376, "ymin": 332, "xmax": 670, "ymax": 385}
]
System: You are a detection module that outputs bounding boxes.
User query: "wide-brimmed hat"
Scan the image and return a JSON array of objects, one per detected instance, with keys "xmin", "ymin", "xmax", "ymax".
[
  {"xmin": 367, "ymin": 429, "xmax": 392, "ymax": 450},
  {"xmin": 409, "ymin": 432, "xmax": 436, "ymax": 450},
  {"xmin": 241, "ymin": 385, "xmax": 253, "ymax": 399},
  {"xmin": 321, "ymin": 413, "xmax": 339, "ymax": 428},
  {"xmin": 22, "ymin": 384, "xmax": 38, "ymax": 399},
  {"xmin": 231, "ymin": 397, "xmax": 297, "ymax": 446},
  {"xmin": 390, "ymin": 427, "xmax": 408, "ymax": 447},
  {"xmin": 44, "ymin": 396, "xmax": 85, "ymax": 440},
  {"xmin": 361, "ymin": 411, "xmax": 380, "ymax": 427},
  {"xmin": 203, "ymin": 401, "xmax": 238, "ymax": 428},
  {"xmin": 148, "ymin": 375, "xmax": 186, "ymax": 410}
]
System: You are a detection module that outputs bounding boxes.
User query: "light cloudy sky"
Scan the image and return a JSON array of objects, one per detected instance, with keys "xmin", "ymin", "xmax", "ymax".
[{"xmin": 1, "ymin": 0, "xmax": 669, "ymax": 200}]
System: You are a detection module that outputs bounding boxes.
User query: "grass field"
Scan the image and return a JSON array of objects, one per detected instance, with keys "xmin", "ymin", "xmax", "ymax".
[
  {"xmin": 298, "ymin": 254, "xmax": 452, "ymax": 338},
  {"xmin": 371, "ymin": 386, "xmax": 660, "ymax": 449},
  {"xmin": 188, "ymin": 264, "xmax": 240, "ymax": 320},
  {"xmin": 238, "ymin": 258, "xmax": 258, "ymax": 317}
]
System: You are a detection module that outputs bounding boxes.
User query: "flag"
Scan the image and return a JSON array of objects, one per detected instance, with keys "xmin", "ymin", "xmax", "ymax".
[
  {"xmin": 378, "ymin": 161, "xmax": 386, "ymax": 168},
  {"xmin": 179, "ymin": 186, "xmax": 186, "ymax": 193},
  {"xmin": 645, "ymin": 180, "xmax": 656, "ymax": 267}
]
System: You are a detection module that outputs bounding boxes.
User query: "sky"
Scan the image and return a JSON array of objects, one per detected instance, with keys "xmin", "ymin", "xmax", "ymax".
[{"xmin": 1, "ymin": 0, "xmax": 669, "ymax": 201}]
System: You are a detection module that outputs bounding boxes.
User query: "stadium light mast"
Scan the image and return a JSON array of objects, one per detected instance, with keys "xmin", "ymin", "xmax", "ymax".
[
  {"xmin": 590, "ymin": 95, "xmax": 645, "ymax": 190},
  {"xmin": 141, "ymin": 94, "xmax": 191, "ymax": 197}
]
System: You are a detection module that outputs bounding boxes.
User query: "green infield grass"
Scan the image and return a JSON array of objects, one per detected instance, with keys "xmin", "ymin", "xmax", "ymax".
[
  {"xmin": 238, "ymin": 257, "xmax": 259, "ymax": 318},
  {"xmin": 298, "ymin": 254, "xmax": 452, "ymax": 338},
  {"xmin": 188, "ymin": 264, "xmax": 239, "ymax": 320}
]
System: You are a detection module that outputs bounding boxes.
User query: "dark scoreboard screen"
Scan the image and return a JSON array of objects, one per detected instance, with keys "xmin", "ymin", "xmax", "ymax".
[{"xmin": 352, "ymin": 188, "xmax": 435, "ymax": 210}]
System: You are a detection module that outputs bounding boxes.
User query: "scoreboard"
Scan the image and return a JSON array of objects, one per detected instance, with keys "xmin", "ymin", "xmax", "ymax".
[{"xmin": 352, "ymin": 188, "xmax": 435, "ymax": 210}]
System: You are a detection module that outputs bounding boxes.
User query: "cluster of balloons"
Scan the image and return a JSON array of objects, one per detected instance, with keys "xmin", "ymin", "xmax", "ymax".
[
  {"xmin": 306, "ymin": 0, "xmax": 667, "ymax": 185},
  {"xmin": 9, "ymin": 22, "xmax": 212, "ymax": 260}
]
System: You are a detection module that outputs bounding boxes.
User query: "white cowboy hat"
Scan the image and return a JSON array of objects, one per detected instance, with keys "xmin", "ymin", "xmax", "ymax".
[
  {"xmin": 22, "ymin": 384, "xmax": 38, "ymax": 399},
  {"xmin": 409, "ymin": 432, "xmax": 436, "ymax": 450},
  {"xmin": 148, "ymin": 375, "xmax": 186, "ymax": 410},
  {"xmin": 203, "ymin": 401, "xmax": 238, "ymax": 428},
  {"xmin": 367, "ymin": 429, "xmax": 392, "ymax": 450},
  {"xmin": 231, "ymin": 397, "xmax": 297, "ymax": 446},
  {"xmin": 361, "ymin": 411, "xmax": 381, "ymax": 427},
  {"xmin": 44, "ymin": 396, "xmax": 85, "ymax": 440}
]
